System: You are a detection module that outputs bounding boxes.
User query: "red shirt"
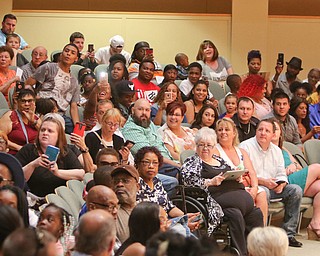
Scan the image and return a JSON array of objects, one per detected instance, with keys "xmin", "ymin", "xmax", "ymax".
[{"xmin": 132, "ymin": 78, "xmax": 160, "ymax": 103}]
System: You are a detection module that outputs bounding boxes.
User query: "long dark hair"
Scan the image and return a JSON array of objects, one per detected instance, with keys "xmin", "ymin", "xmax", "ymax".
[
  {"xmin": 289, "ymin": 97, "xmax": 311, "ymax": 134},
  {"xmin": 115, "ymin": 202, "xmax": 160, "ymax": 256},
  {"xmin": 0, "ymin": 185, "xmax": 29, "ymax": 227},
  {"xmin": 191, "ymin": 104, "xmax": 218, "ymax": 130}
]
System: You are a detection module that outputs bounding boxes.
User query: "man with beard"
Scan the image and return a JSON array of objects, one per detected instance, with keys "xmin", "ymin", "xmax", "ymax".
[
  {"xmin": 111, "ymin": 165, "xmax": 140, "ymax": 243},
  {"xmin": 121, "ymin": 98, "xmax": 179, "ymax": 196},
  {"xmin": 132, "ymin": 59, "xmax": 160, "ymax": 103},
  {"xmin": 275, "ymin": 57, "xmax": 302, "ymax": 99},
  {"xmin": 264, "ymin": 91, "xmax": 302, "ymax": 147}
]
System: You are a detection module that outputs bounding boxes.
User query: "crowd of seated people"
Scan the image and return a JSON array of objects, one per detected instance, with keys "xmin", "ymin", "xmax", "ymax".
[{"xmin": 3, "ymin": 11, "xmax": 320, "ymax": 255}]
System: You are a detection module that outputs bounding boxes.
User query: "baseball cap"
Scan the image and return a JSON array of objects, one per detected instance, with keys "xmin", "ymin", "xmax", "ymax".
[
  {"xmin": 111, "ymin": 165, "xmax": 139, "ymax": 182},
  {"xmin": 0, "ymin": 152, "xmax": 25, "ymax": 189},
  {"xmin": 116, "ymin": 80, "xmax": 136, "ymax": 94},
  {"xmin": 110, "ymin": 35, "xmax": 124, "ymax": 48}
]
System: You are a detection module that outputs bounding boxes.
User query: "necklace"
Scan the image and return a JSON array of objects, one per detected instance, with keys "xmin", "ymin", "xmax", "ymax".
[{"xmin": 239, "ymin": 122, "xmax": 251, "ymax": 135}]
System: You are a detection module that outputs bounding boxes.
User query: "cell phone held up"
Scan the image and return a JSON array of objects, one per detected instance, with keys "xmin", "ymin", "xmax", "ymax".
[
  {"xmin": 15, "ymin": 81, "xmax": 25, "ymax": 92},
  {"xmin": 73, "ymin": 122, "xmax": 86, "ymax": 137},
  {"xmin": 277, "ymin": 53, "xmax": 284, "ymax": 66},
  {"xmin": 88, "ymin": 44, "xmax": 94, "ymax": 53},
  {"xmin": 45, "ymin": 145, "xmax": 60, "ymax": 162},
  {"xmin": 145, "ymin": 48, "xmax": 153, "ymax": 56},
  {"xmin": 164, "ymin": 91, "xmax": 173, "ymax": 101}
]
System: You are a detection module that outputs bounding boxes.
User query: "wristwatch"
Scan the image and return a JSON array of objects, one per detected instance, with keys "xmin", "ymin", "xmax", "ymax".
[{"xmin": 80, "ymin": 147, "xmax": 89, "ymax": 153}]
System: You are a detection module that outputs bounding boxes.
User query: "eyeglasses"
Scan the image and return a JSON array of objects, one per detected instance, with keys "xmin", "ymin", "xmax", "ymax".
[
  {"xmin": 197, "ymin": 143, "xmax": 214, "ymax": 149},
  {"xmin": 19, "ymin": 99, "xmax": 35, "ymax": 104},
  {"xmin": 92, "ymin": 202, "xmax": 120, "ymax": 212},
  {"xmin": 99, "ymin": 161, "xmax": 119, "ymax": 167},
  {"xmin": 140, "ymin": 160, "xmax": 159, "ymax": 167},
  {"xmin": 0, "ymin": 176, "xmax": 13, "ymax": 185},
  {"xmin": 113, "ymin": 178, "xmax": 133, "ymax": 185},
  {"xmin": 105, "ymin": 122, "xmax": 120, "ymax": 129},
  {"xmin": 168, "ymin": 113, "xmax": 182, "ymax": 117}
]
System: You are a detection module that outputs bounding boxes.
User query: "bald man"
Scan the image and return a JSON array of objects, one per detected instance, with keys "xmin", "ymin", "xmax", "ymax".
[
  {"xmin": 21, "ymin": 46, "xmax": 48, "ymax": 82},
  {"xmin": 121, "ymin": 98, "xmax": 179, "ymax": 196},
  {"xmin": 86, "ymin": 185, "xmax": 119, "ymax": 220},
  {"xmin": 74, "ymin": 210, "xmax": 116, "ymax": 256}
]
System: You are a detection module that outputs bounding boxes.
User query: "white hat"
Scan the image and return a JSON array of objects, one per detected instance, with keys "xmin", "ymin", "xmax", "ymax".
[{"xmin": 109, "ymin": 35, "xmax": 124, "ymax": 48}]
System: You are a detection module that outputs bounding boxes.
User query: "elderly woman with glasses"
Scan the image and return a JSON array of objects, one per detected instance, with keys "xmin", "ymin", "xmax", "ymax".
[
  {"xmin": 85, "ymin": 108, "xmax": 130, "ymax": 164},
  {"xmin": 135, "ymin": 146, "xmax": 200, "ymax": 233},
  {"xmin": 181, "ymin": 127, "xmax": 263, "ymax": 255},
  {"xmin": 0, "ymin": 89, "xmax": 41, "ymax": 155}
]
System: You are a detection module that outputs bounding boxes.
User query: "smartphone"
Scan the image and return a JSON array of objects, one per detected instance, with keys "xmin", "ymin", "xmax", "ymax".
[
  {"xmin": 192, "ymin": 214, "xmax": 202, "ymax": 223},
  {"xmin": 88, "ymin": 44, "xmax": 94, "ymax": 53},
  {"xmin": 164, "ymin": 91, "xmax": 173, "ymax": 101},
  {"xmin": 123, "ymin": 140, "xmax": 135, "ymax": 150},
  {"xmin": 276, "ymin": 180, "xmax": 286, "ymax": 185},
  {"xmin": 45, "ymin": 145, "xmax": 60, "ymax": 162},
  {"xmin": 145, "ymin": 48, "xmax": 153, "ymax": 55},
  {"xmin": 277, "ymin": 53, "xmax": 284, "ymax": 66},
  {"xmin": 73, "ymin": 122, "xmax": 86, "ymax": 137},
  {"xmin": 15, "ymin": 81, "xmax": 25, "ymax": 92}
]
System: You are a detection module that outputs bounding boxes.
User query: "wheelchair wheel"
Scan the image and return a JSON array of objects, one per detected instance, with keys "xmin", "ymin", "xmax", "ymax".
[{"xmin": 171, "ymin": 195, "xmax": 208, "ymax": 237}]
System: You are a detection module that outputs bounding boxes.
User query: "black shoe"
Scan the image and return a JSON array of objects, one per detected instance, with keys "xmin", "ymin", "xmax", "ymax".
[{"xmin": 288, "ymin": 237, "xmax": 303, "ymax": 247}]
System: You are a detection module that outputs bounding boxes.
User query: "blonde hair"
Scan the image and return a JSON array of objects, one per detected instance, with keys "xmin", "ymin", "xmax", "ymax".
[
  {"xmin": 101, "ymin": 108, "xmax": 122, "ymax": 124},
  {"xmin": 247, "ymin": 227, "xmax": 288, "ymax": 256},
  {"xmin": 215, "ymin": 118, "xmax": 240, "ymax": 146}
]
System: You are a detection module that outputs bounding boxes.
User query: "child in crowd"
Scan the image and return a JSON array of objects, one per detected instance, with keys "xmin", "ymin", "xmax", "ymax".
[
  {"xmin": 5, "ymin": 33, "xmax": 28, "ymax": 67},
  {"xmin": 175, "ymin": 53, "xmax": 189, "ymax": 80},
  {"xmin": 218, "ymin": 74, "xmax": 241, "ymax": 114},
  {"xmin": 37, "ymin": 203, "xmax": 74, "ymax": 256},
  {"xmin": 219, "ymin": 93, "xmax": 238, "ymax": 119}
]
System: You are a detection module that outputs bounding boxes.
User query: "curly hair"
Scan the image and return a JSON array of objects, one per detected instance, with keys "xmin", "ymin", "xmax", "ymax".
[
  {"xmin": 134, "ymin": 146, "xmax": 164, "ymax": 169},
  {"xmin": 237, "ymin": 74, "xmax": 266, "ymax": 99},
  {"xmin": 289, "ymin": 81, "xmax": 313, "ymax": 95}
]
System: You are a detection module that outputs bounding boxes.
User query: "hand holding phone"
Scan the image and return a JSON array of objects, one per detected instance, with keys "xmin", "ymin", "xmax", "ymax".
[
  {"xmin": 45, "ymin": 145, "xmax": 60, "ymax": 162},
  {"xmin": 123, "ymin": 140, "xmax": 135, "ymax": 150},
  {"xmin": 277, "ymin": 53, "xmax": 284, "ymax": 66}
]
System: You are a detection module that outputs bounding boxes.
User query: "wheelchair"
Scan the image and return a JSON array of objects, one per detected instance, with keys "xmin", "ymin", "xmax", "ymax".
[{"xmin": 171, "ymin": 184, "xmax": 240, "ymax": 255}]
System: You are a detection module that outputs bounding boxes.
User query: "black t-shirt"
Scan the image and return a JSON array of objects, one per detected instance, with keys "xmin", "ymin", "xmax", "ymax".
[
  {"xmin": 15, "ymin": 143, "xmax": 83, "ymax": 197},
  {"xmin": 201, "ymin": 156, "xmax": 244, "ymax": 197}
]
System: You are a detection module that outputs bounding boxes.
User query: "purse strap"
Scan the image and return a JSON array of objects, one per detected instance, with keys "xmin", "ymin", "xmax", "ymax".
[
  {"xmin": 16, "ymin": 110, "xmax": 29, "ymax": 144},
  {"xmin": 93, "ymin": 131, "xmax": 109, "ymax": 148}
]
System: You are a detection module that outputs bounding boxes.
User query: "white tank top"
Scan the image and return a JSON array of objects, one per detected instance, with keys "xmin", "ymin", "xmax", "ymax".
[{"xmin": 216, "ymin": 144, "xmax": 245, "ymax": 170}]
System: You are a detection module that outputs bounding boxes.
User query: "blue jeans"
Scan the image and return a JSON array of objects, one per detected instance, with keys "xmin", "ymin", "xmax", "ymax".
[
  {"xmin": 261, "ymin": 184, "xmax": 302, "ymax": 237},
  {"xmin": 157, "ymin": 174, "xmax": 178, "ymax": 198}
]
